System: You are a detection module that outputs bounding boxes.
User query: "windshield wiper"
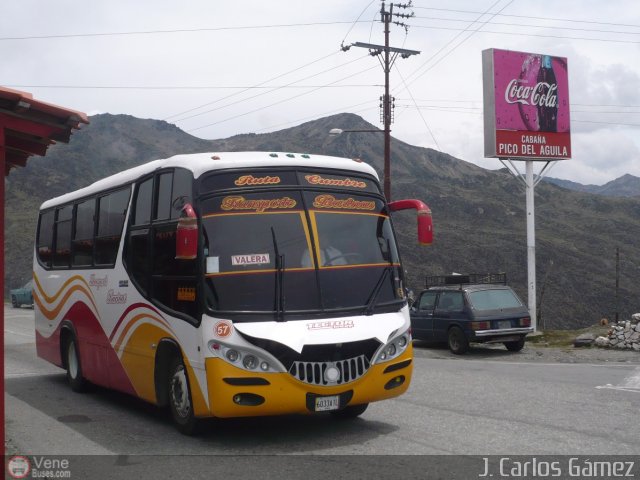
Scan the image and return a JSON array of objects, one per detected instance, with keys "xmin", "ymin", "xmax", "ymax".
[
  {"xmin": 364, "ymin": 266, "xmax": 391, "ymax": 316},
  {"xmin": 270, "ymin": 227, "xmax": 286, "ymax": 321}
]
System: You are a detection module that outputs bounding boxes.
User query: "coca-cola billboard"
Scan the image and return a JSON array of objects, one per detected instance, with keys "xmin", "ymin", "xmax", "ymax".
[{"xmin": 483, "ymin": 48, "xmax": 571, "ymax": 160}]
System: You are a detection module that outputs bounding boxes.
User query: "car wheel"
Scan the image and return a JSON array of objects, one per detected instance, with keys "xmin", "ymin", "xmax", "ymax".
[
  {"xmin": 504, "ymin": 337, "xmax": 526, "ymax": 352},
  {"xmin": 168, "ymin": 356, "xmax": 200, "ymax": 435},
  {"xmin": 331, "ymin": 403, "xmax": 369, "ymax": 419},
  {"xmin": 448, "ymin": 327, "xmax": 469, "ymax": 354},
  {"xmin": 11, "ymin": 296, "xmax": 18, "ymax": 308},
  {"xmin": 65, "ymin": 335, "xmax": 87, "ymax": 392}
]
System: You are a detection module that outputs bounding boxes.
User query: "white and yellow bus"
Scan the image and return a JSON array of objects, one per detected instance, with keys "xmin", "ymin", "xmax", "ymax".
[{"xmin": 33, "ymin": 151, "xmax": 433, "ymax": 434}]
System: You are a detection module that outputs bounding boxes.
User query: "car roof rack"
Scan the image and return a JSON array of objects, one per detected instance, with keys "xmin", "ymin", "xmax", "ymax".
[{"xmin": 425, "ymin": 273, "xmax": 507, "ymax": 288}]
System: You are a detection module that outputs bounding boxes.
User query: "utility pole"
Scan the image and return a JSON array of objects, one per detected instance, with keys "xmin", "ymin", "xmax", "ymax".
[
  {"xmin": 341, "ymin": 2, "xmax": 419, "ymax": 201},
  {"xmin": 615, "ymin": 247, "xmax": 620, "ymax": 323}
]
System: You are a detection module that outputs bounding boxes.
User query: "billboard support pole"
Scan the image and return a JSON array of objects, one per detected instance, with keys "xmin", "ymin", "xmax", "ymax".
[
  {"xmin": 525, "ymin": 160, "xmax": 537, "ymax": 332},
  {"xmin": 500, "ymin": 158, "xmax": 558, "ymax": 332}
]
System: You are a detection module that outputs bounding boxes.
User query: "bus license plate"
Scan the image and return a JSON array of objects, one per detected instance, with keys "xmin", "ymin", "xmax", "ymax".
[{"xmin": 315, "ymin": 395, "xmax": 340, "ymax": 412}]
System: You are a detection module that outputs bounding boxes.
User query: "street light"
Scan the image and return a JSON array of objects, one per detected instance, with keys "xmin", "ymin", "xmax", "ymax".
[{"xmin": 329, "ymin": 128, "xmax": 383, "ymax": 136}]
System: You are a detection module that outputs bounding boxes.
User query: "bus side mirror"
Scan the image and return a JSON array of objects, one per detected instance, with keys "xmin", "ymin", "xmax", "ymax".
[
  {"xmin": 388, "ymin": 199, "xmax": 434, "ymax": 246},
  {"xmin": 176, "ymin": 203, "xmax": 198, "ymax": 260}
]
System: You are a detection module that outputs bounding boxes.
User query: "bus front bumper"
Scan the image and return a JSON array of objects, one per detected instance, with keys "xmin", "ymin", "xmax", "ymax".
[{"xmin": 201, "ymin": 346, "xmax": 413, "ymax": 418}]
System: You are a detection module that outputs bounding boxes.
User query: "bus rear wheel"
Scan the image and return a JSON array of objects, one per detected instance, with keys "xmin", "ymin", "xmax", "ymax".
[
  {"xmin": 168, "ymin": 356, "xmax": 200, "ymax": 435},
  {"xmin": 65, "ymin": 334, "xmax": 87, "ymax": 392}
]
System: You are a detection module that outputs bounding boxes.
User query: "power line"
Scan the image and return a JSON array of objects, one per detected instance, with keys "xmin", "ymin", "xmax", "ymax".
[
  {"xmin": 0, "ymin": 21, "xmax": 368, "ymax": 41},
  {"xmin": 412, "ymin": 6, "xmax": 640, "ymax": 30},
  {"xmin": 163, "ymin": 50, "xmax": 341, "ymax": 121},
  {"xmin": 573, "ymin": 119, "xmax": 640, "ymax": 127},
  {"xmin": 342, "ymin": 0, "xmax": 377, "ymax": 44},
  {"xmin": 400, "ymin": 0, "xmax": 514, "ymax": 90},
  {"xmin": 4, "ymin": 84, "xmax": 381, "ymax": 90},
  {"xmin": 254, "ymin": 100, "xmax": 378, "ymax": 133},
  {"xmin": 394, "ymin": 64, "xmax": 440, "ymax": 150},
  {"xmin": 414, "ymin": 15, "xmax": 640, "ymax": 36},
  {"xmin": 411, "ymin": 24, "xmax": 640, "ymax": 44},
  {"xmin": 186, "ymin": 64, "xmax": 379, "ymax": 133},
  {"xmin": 172, "ymin": 54, "xmax": 372, "ymax": 124}
]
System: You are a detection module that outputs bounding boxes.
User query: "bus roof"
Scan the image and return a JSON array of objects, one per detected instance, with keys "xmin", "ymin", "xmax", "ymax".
[{"xmin": 40, "ymin": 151, "xmax": 380, "ymax": 209}]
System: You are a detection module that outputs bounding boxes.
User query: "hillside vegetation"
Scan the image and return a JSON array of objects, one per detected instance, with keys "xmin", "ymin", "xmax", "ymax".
[{"xmin": 5, "ymin": 113, "xmax": 639, "ymax": 329}]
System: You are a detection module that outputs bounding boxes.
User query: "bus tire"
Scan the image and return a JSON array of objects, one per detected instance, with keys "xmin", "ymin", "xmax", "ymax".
[
  {"xmin": 331, "ymin": 403, "xmax": 368, "ymax": 419},
  {"xmin": 64, "ymin": 334, "xmax": 87, "ymax": 393},
  {"xmin": 168, "ymin": 355, "xmax": 200, "ymax": 435}
]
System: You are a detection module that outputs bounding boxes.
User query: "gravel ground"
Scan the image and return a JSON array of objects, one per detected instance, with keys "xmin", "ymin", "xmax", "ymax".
[{"xmin": 412, "ymin": 339, "xmax": 640, "ymax": 364}]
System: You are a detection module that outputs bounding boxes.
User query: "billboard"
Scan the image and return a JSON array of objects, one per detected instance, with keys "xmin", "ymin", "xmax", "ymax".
[{"xmin": 483, "ymin": 48, "xmax": 571, "ymax": 160}]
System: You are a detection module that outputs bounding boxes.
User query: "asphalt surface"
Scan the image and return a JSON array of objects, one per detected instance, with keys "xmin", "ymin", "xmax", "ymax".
[{"xmin": 4, "ymin": 305, "xmax": 640, "ymax": 479}]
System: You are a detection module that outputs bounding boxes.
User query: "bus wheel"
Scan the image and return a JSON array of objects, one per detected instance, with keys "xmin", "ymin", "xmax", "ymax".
[
  {"xmin": 65, "ymin": 335, "xmax": 87, "ymax": 392},
  {"xmin": 168, "ymin": 356, "xmax": 199, "ymax": 435},
  {"xmin": 331, "ymin": 403, "xmax": 368, "ymax": 419}
]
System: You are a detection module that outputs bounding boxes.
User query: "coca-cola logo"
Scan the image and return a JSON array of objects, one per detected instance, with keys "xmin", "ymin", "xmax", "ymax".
[{"xmin": 505, "ymin": 79, "xmax": 557, "ymax": 108}]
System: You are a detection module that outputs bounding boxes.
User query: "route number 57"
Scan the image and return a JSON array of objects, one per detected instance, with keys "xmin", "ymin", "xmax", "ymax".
[{"xmin": 215, "ymin": 321, "xmax": 232, "ymax": 337}]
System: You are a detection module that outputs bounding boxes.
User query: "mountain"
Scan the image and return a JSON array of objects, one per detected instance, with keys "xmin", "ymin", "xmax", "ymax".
[
  {"xmin": 5, "ymin": 113, "xmax": 640, "ymax": 329},
  {"xmin": 545, "ymin": 174, "xmax": 640, "ymax": 198}
]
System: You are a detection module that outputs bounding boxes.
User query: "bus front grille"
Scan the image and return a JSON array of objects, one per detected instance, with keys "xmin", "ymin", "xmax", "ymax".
[{"xmin": 289, "ymin": 355, "xmax": 370, "ymax": 386}]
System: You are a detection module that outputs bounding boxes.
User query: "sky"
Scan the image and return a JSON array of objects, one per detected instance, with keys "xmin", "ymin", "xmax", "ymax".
[{"xmin": 2, "ymin": 0, "xmax": 639, "ymax": 186}]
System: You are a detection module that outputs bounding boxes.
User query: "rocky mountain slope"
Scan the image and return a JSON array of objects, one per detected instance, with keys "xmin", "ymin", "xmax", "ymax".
[{"xmin": 5, "ymin": 113, "xmax": 639, "ymax": 328}]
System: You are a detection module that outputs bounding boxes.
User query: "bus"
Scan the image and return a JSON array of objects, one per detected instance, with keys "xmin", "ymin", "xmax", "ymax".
[{"xmin": 33, "ymin": 151, "xmax": 433, "ymax": 434}]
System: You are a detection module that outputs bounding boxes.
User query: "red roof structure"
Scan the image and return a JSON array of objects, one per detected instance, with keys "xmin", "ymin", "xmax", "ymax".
[
  {"xmin": 1, "ymin": 87, "xmax": 88, "ymax": 455},
  {"xmin": 0, "ymin": 86, "xmax": 88, "ymax": 174}
]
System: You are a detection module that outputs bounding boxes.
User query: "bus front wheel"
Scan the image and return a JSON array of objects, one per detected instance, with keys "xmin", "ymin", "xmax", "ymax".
[
  {"xmin": 168, "ymin": 356, "xmax": 199, "ymax": 435},
  {"xmin": 65, "ymin": 334, "xmax": 87, "ymax": 392}
]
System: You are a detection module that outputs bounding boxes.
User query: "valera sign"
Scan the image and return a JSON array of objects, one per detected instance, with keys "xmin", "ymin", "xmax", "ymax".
[{"xmin": 482, "ymin": 48, "xmax": 571, "ymax": 160}]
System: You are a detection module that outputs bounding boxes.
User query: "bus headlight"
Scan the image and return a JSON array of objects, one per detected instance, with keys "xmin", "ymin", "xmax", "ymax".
[
  {"xmin": 208, "ymin": 340, "xmax": 277, "ymax": 373},
  {"xmin": 374, "ymin": 331, "xmax": 410, "ymax": 364},
  {"xmin": 243, "ymin": 355, "xmax": 258, "ymax": 370},
  {"xmin": 226, "ymin": 349, "xmax": 240, "ymax": 362}
]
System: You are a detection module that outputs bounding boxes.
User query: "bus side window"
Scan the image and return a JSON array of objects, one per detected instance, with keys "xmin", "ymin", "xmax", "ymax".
[
  {"xmin": 37, "ymin": 210, "xmax": 55, "ymax": 268},
  {"xmin": 53, "ymin": 205, "xmax": 73, "ymax": 268},
  {"xmin": 95, "ymin": 187, "xmax": 130, "ymax": 266},
  {"xmin": 171, "ymin": 169, "xmax": 192, "ymax": 219},
  {"xmin": 72, "ymin": 198, "xmax": 96, "ymax": 267},
  {"xmin": 155, "ymin": 172, "xmax": 173, "ymax": 221},
  {"xmin": 133, "ymin": 177, "xmax": 153, "ymax": 226}
]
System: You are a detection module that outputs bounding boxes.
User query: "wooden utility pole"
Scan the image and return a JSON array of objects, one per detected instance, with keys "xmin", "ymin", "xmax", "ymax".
[{"xmin": 342, "ymin": 2, "xmax": 419, "ymax": 201}]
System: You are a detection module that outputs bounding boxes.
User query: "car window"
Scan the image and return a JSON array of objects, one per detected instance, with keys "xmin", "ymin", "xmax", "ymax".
[
  {"xmin": 418, "ymin": 291, "xmax": 437, "ymax": 311},
  {"xmin": 436, "ymin": 291, "xmax": 464, "ymax": 311},
  {"xmin": 468, "ymin": 288, "xmax": 523, "ymax": 311}
]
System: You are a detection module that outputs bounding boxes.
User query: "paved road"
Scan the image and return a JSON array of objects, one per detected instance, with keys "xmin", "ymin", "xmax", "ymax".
[{"xmin": 4, "ymin": 306, "xmax": 640, "ymax": 477}]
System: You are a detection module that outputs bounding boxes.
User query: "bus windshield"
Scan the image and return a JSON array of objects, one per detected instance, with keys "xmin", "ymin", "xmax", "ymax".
[{"xmin": 201, "ymin": 190, "xmax": 403, "ymax": 319}]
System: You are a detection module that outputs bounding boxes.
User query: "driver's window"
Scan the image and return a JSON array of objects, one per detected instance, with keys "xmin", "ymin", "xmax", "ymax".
[
  {"xmin": 437, "ymin": 291, "xmax": 464, "ymax": 311},
  {"xmin": 418, "ymin": 291, "xmax": 437, "ymax": 311}
]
